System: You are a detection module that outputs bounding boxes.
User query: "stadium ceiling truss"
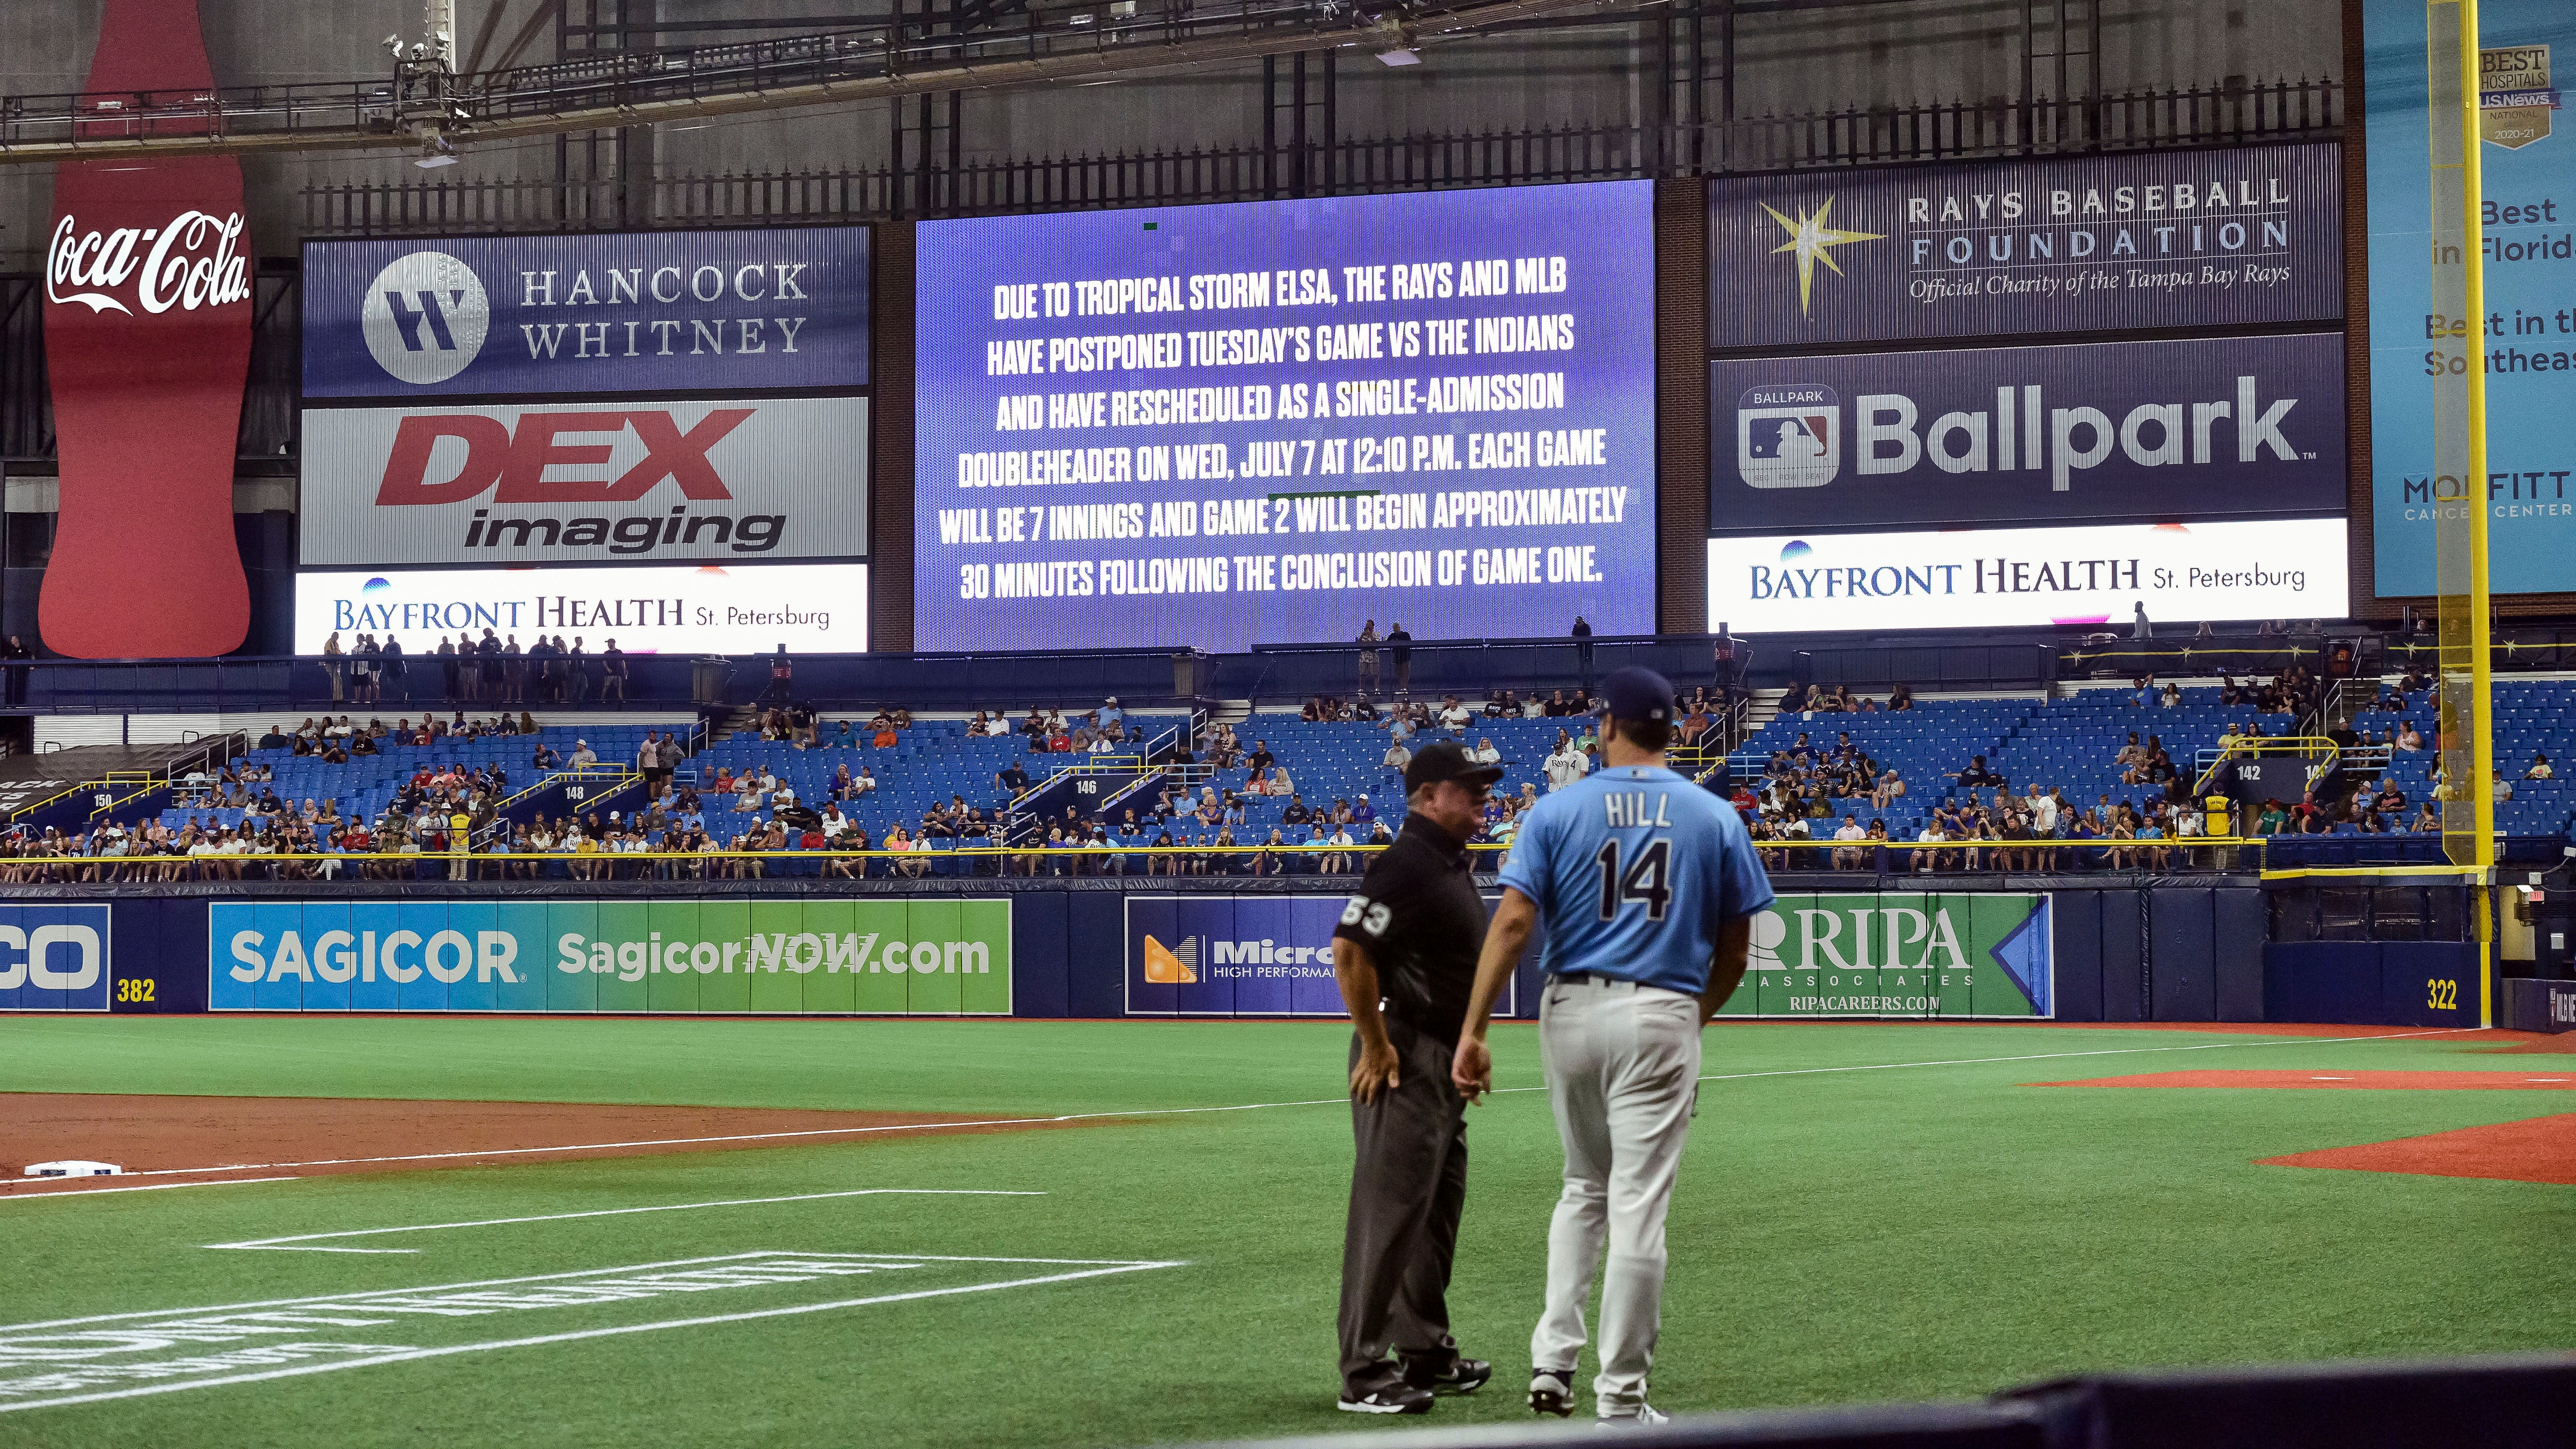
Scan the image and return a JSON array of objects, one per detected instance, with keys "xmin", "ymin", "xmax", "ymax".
[{"xmin": 0, "ymin": 0, "xmax": 1647, "ymax": 166}]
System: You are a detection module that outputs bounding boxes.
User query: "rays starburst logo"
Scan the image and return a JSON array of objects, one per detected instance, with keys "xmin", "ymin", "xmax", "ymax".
[{"xmin": 1758, "ymin": 197, "xmax": 1883, "ymax": 316}]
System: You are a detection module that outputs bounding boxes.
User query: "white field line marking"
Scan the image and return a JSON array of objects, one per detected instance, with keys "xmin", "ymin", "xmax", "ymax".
[
  {"xmin": 23, "ymin": 1027, "xmax": 2478, "ymax": 1197},
  {"xmin": 8, "ymin": 1250, "xmax": 1162, "ymax": 1333},
  {"xmin": 203, "ymin": 1188, "xmax": 1043, "ymax": 1253},
  {"xmin": 0, "ymin": 1177, "xmax": 300, "ymax": 1203},
  {"xmin": 0, "ymin": 1257, "xmax": 1187, "ymax": 1413}
]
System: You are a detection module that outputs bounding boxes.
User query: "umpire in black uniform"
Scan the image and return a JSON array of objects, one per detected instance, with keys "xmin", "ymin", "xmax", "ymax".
[{"xmin": 1330, "ymin": 739, "xmax": 1502, "ymax": 1414}]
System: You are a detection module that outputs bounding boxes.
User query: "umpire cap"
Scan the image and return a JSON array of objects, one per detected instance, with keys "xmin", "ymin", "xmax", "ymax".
[{"xmin": 1404, "ymin": 739, "xmax": 1503, "ymax": 796}]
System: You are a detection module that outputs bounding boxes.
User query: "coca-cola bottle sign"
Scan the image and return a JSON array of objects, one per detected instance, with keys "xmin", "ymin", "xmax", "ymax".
[
  {"xmin": 46, "ymin": 209, "xmax": 251, "ymax": 316},
  {"xmin": 39, "ymin": 0, "xmax": 253, "ymax": 659}
]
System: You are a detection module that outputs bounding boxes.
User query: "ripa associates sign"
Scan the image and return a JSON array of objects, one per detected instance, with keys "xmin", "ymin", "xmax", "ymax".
[
  {"xmin": 1709, "ymin": 142, "xmax": 2343, "ymax": 346},
  {"xmin": 302, "ymin": 227, "xmax": 869, "ymax": 399},
  {"xmin": 1711, "ymin": 333, "xmax": 2345, "ymax": 533}
]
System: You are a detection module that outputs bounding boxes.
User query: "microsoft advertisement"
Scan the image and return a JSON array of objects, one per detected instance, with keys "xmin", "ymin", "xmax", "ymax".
[{"xmin": 210, "ymin": 899, "xmax": 1010, "ymax": 1014}]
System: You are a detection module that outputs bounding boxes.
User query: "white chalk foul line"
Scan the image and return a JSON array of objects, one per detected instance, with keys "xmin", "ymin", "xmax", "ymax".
[
  {"xmin": 0, "ymin": 1253, "xmax": 1187, "ymax": 1415},
  {"xmin": 0, "ymin": 1177, "xmax": 301, "ymax": 1203},
  {"xmin": 203, "ymin": 1188, "xmax": 1044, "ymax": 1253},
  {"xmin": 25, "ymin": 1026, "xmax": 2472, "ymax": 1202}
]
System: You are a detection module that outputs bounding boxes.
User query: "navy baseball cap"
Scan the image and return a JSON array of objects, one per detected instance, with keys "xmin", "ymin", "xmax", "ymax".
[{"xmin": 1597, "ymin": 667, "xmax": 1676, "ymax": 723}]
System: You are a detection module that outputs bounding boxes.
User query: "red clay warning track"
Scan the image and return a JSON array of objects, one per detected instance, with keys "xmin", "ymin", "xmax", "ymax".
[
  {"xmin": 2260, "ymin": 1115, "xmax": 2576, "ymax": 1187},
  {"xmin": 1, "ymin": 1093, "xmax": 1077, "ymax": 1197},
  {"xmin": 2035, "ymin": 1070, "xmax": 2576, "ymax": 1090}
]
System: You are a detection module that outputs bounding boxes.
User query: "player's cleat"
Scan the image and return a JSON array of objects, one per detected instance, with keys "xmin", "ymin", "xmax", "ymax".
[
  {"xmin": 1594, "ymin": 1404, "xmax": 1669, "ymax": 1430},
  {"xmin": 1400, "ymin": 1352, "xmax": 1491, "ymax": 1395},
  {"xmin": 1338, "ymin": 1382, "xmax": 1434, "ymax": 1415},
  {"xmin": 1529, "ymin": 1368, "xmax": 1575, "ymax": 1417}
]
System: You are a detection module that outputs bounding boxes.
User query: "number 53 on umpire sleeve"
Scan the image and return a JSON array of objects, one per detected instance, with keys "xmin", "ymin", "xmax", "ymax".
[{"xmin": 1341, "ymin": 895, "xmax": 1392, "ymax": 936}]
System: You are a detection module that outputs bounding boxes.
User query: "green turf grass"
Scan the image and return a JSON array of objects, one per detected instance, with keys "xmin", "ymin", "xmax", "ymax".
[{"xmin": 1, "ymin": 1017, "xmax": 2570, "ymax": 1449}]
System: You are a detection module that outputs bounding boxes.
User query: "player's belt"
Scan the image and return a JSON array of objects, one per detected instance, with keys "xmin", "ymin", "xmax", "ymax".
[{"xmin": 1550, "ymin": 971, "xmax": 1636, "ymax": 988}]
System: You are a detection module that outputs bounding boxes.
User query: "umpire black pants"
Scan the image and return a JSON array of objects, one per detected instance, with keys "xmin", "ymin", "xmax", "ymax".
[{"xmin": 1337, "ymin": 1016, "xmax": 1469, "ymax": 1394}]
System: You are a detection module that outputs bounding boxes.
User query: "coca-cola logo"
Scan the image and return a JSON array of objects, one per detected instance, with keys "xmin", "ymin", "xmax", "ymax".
[{"xmin": 46, "ymin": 210, "xmax": 250, "ymax": 317}]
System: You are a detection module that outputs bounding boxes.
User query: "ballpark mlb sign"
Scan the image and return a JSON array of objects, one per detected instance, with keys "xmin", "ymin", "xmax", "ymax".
[
  {"xmin": 1124, "ymin": 894, "xmax": 1521, "ymax": 1017},
  {"xmin": 299, "ymin": 396, "xmax": 869, "ymax": 567},
  {"xmin": 301, "ymin": 227, "xmax": 869, "ymax": 399},
  {"xmin": 1716, "ymin": 892, "xmax": 2051, "ymax": 1019},
  {"xmin": 209, "ymin": 899, "xmax": 1007, "ymax": 1014},
  {"xmin": 1712, "ymin": 333, "xmax": 2344, "ymax": 533},
  {"xmin": 0, "ymin": 905, "xmax": 112, "ymax": 1013}
]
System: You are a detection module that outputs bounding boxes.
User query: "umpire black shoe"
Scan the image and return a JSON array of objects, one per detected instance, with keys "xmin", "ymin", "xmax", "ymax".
[
  {"xmin": 1400, "ymin": 1351, "xmax": 1492, "ymax": 1396},
  {"xmin": 1529, "ymin": 1368, "xmax": 1575, "ymax": 1417},
  {"xmin": 1338, "ymin": 1382, "xmax": 1434, "ymax": 1415}
]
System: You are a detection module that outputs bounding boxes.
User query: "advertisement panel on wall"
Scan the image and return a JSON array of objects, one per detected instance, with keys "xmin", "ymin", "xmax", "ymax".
[
  {"xmin": 1716, "ymin": 892, "xmax": 2050, "ymax": 1019},
  {"xmin": 2365, "ymin": 0, "xmax": 2576, "ymax": 595},
  {"xmin": 1123, "ymin": 894, "xmax": 1520, "ymax": 1017},
  {"xmin": 1707, "ymin": 518, "xmax": 2349, "ymax": 631},
  {"xmin": 0, "ymin": 904, "xmax": 113, "ymax": 1013},
  {"xmin": 299, "ymin": 397, "xmax": 870, "ymax": 567},
  {"xmin": 302, "ymin": 227, "xmax": 870, "ymax": 399},
  {"xmin": 294, "ymin": 564, "xmax": 864, "ymax": 654},
  {"xmin": 209, "ymin": 899, "xmax": 1008, "ymax": 1013},
  {"xmin": 1710, "ymin": 333, "xmax": 2347, "ymax": 533},
  {"xmin": 914, "ymin": 181, "xmax": 1658, "ymax": 653},
  {"xmin": 1710, "ymin": 143, "xmax": 2343, "ymax": 347}
]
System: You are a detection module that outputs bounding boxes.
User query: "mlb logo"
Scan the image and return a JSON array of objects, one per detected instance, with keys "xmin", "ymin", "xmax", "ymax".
[{"xmin": 1737, "ymin": 384, "xmax": 1840, "ymax": 490}]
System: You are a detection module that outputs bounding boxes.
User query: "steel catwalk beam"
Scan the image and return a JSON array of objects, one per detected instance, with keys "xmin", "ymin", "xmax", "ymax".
[{"xmin": 0, "ymin": 0, "xmax": 1622, "ymax": 165}]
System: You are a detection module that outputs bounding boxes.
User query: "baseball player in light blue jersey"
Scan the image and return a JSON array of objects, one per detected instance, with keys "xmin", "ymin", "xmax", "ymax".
[{"xmin": 1451, "ymin": 666, "xmax": 1775, "ymax": 1425}]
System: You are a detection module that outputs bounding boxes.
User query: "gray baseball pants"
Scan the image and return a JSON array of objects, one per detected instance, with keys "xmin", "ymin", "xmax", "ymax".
[{"xmin": 1534, "ymin": 974, "xmax": 1702, "ymax": 1417}]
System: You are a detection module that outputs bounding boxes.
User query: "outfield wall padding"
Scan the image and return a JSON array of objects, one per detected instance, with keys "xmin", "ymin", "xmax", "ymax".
[
  {"xmin": 2259, "ymin": 943, "xmax": 2482, "ymax": 1029},
  {"xmin": 0, "ymin": 877, "xmax": 2267, "ymax": 1022}
]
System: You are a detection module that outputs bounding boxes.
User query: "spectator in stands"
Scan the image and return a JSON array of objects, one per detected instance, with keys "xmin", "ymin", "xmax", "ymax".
[
  {"xmin": 1830, "ymin": 814, "xmax": 1867, "ymax": 870},
  {"xmin": 2411, "ymin": 800, "xmax": 2441, "ymax": 833},
  {"xmin": 1386, "ymin": 623, "xmax": 1413, "ymax": 695},
  {"xmin": 1468, "ymin": 736, "xmax": 1500, "ymax": 768},
  {"xmin": 1887, "ymin": 683, "xmax": 1914, "ymax": 711},
  {"xmin": 2529, "ymin": 753, "xmax": 2556, "ymax": 781},
  {"xmin": 1951, "ymin": 755, "xmax": 2003, "ymax": 790},
  {"xmin": 2494, "ymin": 771, "xmax": 2515, "ymax": 803},
  {"xmin": 1382, "ymin": 734, "xmax": 1412, "ymax": 783},
  {"xmin": 259, "ymin": 724, "xmax": 286, "ymax": 749},
  {"xmin": 1356, "ymin": 621, "xmax": 1382, "ymax": 696}
]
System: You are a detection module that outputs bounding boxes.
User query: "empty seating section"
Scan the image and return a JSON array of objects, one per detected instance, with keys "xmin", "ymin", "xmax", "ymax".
[
  {"xmin": 697, "ymin": 716, "xmax": 1189, "ymax": 844},
  {"xmin": 2361, "ymin": 682, "xmax": 2574, "ymax": 838},
  {"xmin": 1734, "ymin": 687, "xmax": 2299, "ymax": 836},
  {"xmin": 162, "ymin": 725, "xmax": 668, "ymax": 834}
]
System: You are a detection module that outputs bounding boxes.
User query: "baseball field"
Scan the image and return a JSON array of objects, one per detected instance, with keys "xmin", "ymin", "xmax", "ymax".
[{"xmin": 3, "ymin": 1016, "xmax": 2572, "ymax": 1447}]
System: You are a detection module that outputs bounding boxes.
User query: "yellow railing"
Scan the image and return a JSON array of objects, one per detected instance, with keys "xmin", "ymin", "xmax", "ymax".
[{"xmin": 2192, "ymin": 733, "xmax": 2339, "ymax": 798}]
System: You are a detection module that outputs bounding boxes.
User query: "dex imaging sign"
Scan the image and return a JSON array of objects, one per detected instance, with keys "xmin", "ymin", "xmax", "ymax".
[
  {"xmin": 300, "ymin": 396, "xmax": 869, "ymax": 567},
  {"xmin": 302, "ymin": 228, "xmax": 869, "ymax": 399},
  {"xmin": 1711, "ymin": 333, "xmax": 2345, "ymax": 532},
  {"xmin": 0, "ymin": 905, "xmax": 112, "ymax": 1012}
]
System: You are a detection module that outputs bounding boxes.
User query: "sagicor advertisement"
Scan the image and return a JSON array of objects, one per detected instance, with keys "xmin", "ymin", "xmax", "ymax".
[
  {"xmin": 1716, "ymin": 892, "xmax": 2050, "ymax": 1019},
  {"xmin": 299, "ymin": 396, "xmax": 870, "ymax": 566},
  {"xmin": 2364, "ymin": 0, "xmax": 2576, "ymax": 595},
  {"xmin": 302, "ymin": 227, "xmax": 869, "ymax": 399},
  {"xmin": 0, "ymin": 905, "xmax": 113, "ymax": 1013},
  {"xmin": 209, "ymin": 899, "xmax": 1009, "ymax": 1014}
]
